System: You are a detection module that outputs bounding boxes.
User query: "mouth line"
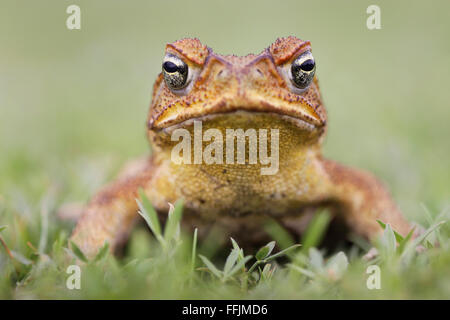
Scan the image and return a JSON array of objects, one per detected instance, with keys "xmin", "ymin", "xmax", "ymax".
[{"xmin": 154, "ymin": 109, "xmax": 320, "ymax": 134}]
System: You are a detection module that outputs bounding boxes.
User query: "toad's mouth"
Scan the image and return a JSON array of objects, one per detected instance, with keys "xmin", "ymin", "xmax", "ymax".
[
  {"xmin": 148, "ymin": 101, "xmax": 325, "ymax": 134},
  {"xmin": 154, "ymin": 110, "xmax": 320, "ymax": 135}
]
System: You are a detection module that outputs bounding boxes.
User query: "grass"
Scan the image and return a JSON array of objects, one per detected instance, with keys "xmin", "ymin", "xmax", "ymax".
[
  {"xmin": 0, "ymin": 192, "xmax": 448, "ymax": 299},
  {"xmin": 1, "ymin": 0, "xmax": 450, "ymax": 299}
]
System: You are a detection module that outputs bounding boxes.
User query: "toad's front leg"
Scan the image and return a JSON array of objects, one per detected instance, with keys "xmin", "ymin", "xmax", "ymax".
[
  {"xmin": 70, "ymin": 156, "xmax": 162, "ymax": 258},
  {"xmin": 318, "ymin": 159, "xmax": 412, "ymax": 241}
]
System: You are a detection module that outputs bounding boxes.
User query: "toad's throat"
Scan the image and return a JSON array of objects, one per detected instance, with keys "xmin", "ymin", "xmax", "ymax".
[{"xmin": 149, "ymin": 110, "xmax": 324, "ymax": 178}]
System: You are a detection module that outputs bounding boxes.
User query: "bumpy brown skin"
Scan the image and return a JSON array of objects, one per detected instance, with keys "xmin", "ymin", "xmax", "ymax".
[{"xmin": 71, "ymin": 37, "xmax": 412, "ymax": 258}]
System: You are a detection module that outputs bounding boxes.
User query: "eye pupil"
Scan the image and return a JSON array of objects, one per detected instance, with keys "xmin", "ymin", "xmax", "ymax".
[
  {"xmin": 162, "ymin": 56, "xmax": 189, "ymax": 90},
  {"xmin": 163, "ymin": 61, "xmax": 179, "ymax": 73},
  {"xmin": 300, "ymin": 59, "xmax": 315, "ymax": 72},
  {"xmin": 290, "ymin": 52, "xmax": 316, "ymax": 90}
]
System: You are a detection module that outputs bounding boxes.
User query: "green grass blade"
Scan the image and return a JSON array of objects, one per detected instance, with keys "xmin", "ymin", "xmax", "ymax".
[
  {"xmin": 224, "ymin": 255, "xmax": 252, "ymax": 281},
  {"xmin": 230, "ymin": 237, "xmax": 245, "ymax": 262},
  {"xmin": 380, "ymin": 223, "xmax": 397, "ymax": 257},
  {"xmin": 199, "ymin": 254, "xmax": 223, "ymax": 279},
  {"xmin": 230, "ymin": 237, "xmax": 240, "ymax": 251},
  {"xmin": 265, "ymin": 244, "xmax": 301, "ymax": 262},
  {"xmin": 288, "ymin": 264, "xmax": 316, "ymax": 279},
  {"xmin": 93, "ymin": 242, "xmax": 110, "ymax": 262},
  {"xmin": 164, "ymin": 199, "xmax": 184, "ymax": 242},
  {"xmin": 70, "ymin": 241, "xmax": 88, "ymax": 263},
  {"xmin": 137, "ymin": 189, "xmax": 162, "ymax": 239},
  {"xmin": 264, "ymin": 219, "xmax": 295, "ymax": 249},
  {"xmin": 377, "ymin": 220, "xmax": 404, "ymax": 242},
  {"xmin": 223, "ymin": 248, "xmax": 239, "ymax": 276},
  {"xmin": 191, "ymin": 228, "xmax": 198, "ymax": 273},
  {"xmin": 38, "ymin": 199, "xmax": 49, "ymax": 254},
  {"xmin": 301, "ymin": 210, "xmax": 331, "ymax": 252},
  {"xmin": 401, "ymin": 221, "xmax": 446, "ymax": 260},
  {"xmin": 398, "ymin": 227, "xmax": 415, "ymax": 253}
]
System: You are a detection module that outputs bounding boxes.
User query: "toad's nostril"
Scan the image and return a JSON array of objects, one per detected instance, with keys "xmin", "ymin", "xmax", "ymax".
[{"xmin": 216, "ymin": 69, "xmax": 230, "ymax": 80}]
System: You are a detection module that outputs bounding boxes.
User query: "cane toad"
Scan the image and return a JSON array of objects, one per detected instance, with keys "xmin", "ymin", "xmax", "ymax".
[{"xmin": 71, "ymin": 37, "xmax": 412, "ymax": 257}]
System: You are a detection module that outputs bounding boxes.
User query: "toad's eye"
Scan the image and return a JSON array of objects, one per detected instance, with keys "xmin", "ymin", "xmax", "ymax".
[
  {"xmin": 162, "ymin": 55, "xmax": 189, "ymax": 90},
  {"xmin": 290, "ymin": 51, "xmax": 316, "ymax": 89}
]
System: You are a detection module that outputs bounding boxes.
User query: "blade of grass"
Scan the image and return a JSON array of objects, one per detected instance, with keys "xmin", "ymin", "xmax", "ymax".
[
  {"xmin": 263, "ymin": 219, "xmax": 295, "ymax": 249},
  {"xmin": 137, "ymin": 189, "xmax": 164, "ymax": 244},
  {"xmin": 248, "ymin": 244, "xmax": 301, "ymax": 274},
  {"xmin": 289, "ymin": 264, "xmax": 316, "ymax": 279},
  {"xmin": 301, "ymin": 210, "xmax": 331, "ymax": 252},
  {"xmin": 230, "ymin": 238, "xmax": 245, "ymax": 272},
  {"xmin": 38, "ymin": 196, "xmax": 49, "ymax": 254},
  {"xmin": 224, "ymin": 248, "xmax": 239, "ymax": 276},
  {"xmin": 70, "ymin": 241, "xmax": 88, "ymax": 263},
  {"xmin": 164, "ymin": 199, "xmax": 184, "ymax": 242},
  {"xmin": 398, "ymin": 227, "xmax": 415, "ymax": 253},
  {"xmin": 401, "ymin": 221, "xmax": 446, "ymax": 260},
  {"xmin": 265, "ymin": 244, "xmax": 301, "ymax": 262},
  {"xmin": 377, "ymin": 220, "xmax": 404, "ymax": 243},
  {"xmin": 380, "ymin": 223, "xmax": 397, "ymax": 257},
  {"xmin": 191, "ymin": 228, "xmax": 198, "ymax": 274},
  {"xmin": 93, "ymin": 242, "xmax": 110, "ymax": 262},
  {"xmin": 198, "ymin": 255, "xmax": 223, "ymax": 278},
  {"xmin": 224, "ymin": 255, "xmax": 252, "ymax": 281}
]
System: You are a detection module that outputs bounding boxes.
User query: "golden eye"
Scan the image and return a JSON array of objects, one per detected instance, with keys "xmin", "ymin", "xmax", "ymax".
[
  {"xmin": 290, "ymin": 51, "xmax": 316, "ymax": 89},
  {"xmin": 162, "ymin": 54, "xmax": 189, "ymax": 90}
]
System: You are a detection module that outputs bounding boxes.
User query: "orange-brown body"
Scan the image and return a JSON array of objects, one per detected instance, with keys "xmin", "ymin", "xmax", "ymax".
[{"xmin": 71, "ymin": 37, "xmax": 412, "ymax": 257}]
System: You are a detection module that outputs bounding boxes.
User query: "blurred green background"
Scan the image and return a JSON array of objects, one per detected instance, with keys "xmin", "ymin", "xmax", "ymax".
[{"xmin": 0, "ymin": 0, "xmax": 449, "ymax": 299}]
